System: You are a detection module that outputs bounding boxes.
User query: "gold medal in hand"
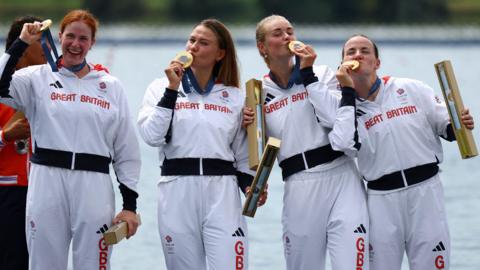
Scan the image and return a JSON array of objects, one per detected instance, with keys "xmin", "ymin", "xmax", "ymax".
[
  {"xmin": 174, "ymin": 51, "xmax": 193, "ymax": 68},
  {"xmin": 342, "ymin": 60, "xmax": 360, "ymax": 70},
  {"xmin": 288, "ymin": 40, "xmax": 306, "ymax": 52},
  {"xmin": 39, "ymin": 19, "xmax": 52, "ymax": 32}
]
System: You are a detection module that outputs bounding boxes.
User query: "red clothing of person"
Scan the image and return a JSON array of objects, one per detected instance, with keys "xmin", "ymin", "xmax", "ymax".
[{"xmin": 0, "ymin": 103, "xmax": 30, "ymax": 186}]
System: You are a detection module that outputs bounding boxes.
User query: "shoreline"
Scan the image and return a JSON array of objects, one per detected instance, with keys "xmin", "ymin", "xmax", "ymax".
[{"xmin": 1, "ymin": 25, "xmax": 480, "ymax": 46}]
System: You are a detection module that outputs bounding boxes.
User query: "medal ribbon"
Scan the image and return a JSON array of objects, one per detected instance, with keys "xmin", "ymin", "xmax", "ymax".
[
  {"xmin": 269, "ymin": 55, "xmax": 302, "ymax": 89},
  {"xmin": 367, "ymin": 77, "xmax": 381, "ymax": 98},
  {"xmin": 182, "ymin": 68, "xmax": 215, "ymax": 95},
  {"xmin": 41, "ymin": 29, "xmax": 60, "ymax": 72}
]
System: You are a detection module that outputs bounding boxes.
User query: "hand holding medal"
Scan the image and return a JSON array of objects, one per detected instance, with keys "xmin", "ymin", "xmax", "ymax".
[
  {"xmin": 174, "ymin": 51, "xmax": 193, "ymax": 68},
  {"xmin": 288, "ymin": 40, "xmax": 306, "ymax": 52},
  {"xmin": 166, "ymin": 51, "xmax": 193, "ymax": 90},
  {"xmin": 20, "ymin": 19, "xmax": 51, "ymax": 42},
  {"xmin": 39, "ymin": 19, "xmax": 52, "ymax": 32},
  {"xmin": 342, "ymin": 60, "xmax": 360, "ymax": 71},
  {"xmin": 288, "ymin": 40, "xmax": 318, "ymax": 69}
]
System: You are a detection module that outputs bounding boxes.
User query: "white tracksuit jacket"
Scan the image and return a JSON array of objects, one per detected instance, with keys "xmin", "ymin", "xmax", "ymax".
[
  {"xmin": 0, "ymin": 39, "xmax": 140, "ymax": 195},
  {"xmin": 137, "ymin": 77, "xmax": 252, "ymax": 185},
  {"xmin": 329, "ymin": 76, "xmax": 451, "ymax": 181},
  {"xmin": 0, "ymin": 39, "xmax": 141, "ymax": 270},
  {"xmin": 262, "ymin": 65, "xmax": 350, "ymax": 170}
]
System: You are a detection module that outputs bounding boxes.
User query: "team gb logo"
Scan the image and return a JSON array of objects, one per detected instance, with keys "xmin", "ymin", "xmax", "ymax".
[{"xmin": 98, "ymin": 82, "xmax": 107, "ymax": 94}]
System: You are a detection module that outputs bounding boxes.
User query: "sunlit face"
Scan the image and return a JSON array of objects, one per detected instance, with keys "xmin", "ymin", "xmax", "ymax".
[
  {"xmin": 186, "ymin": 25, "xmax": 225, "ymax": 70},
  {"xmin": 258, "ymin": 17, "xmax": 295, "ymax": 61},
  {"xmin": 59, "ymin": 21, "xmax": 95, "ymax": 67},
  {"xmin": 342, "ymin": 36, "xmax": 380, "ymax": 75}
]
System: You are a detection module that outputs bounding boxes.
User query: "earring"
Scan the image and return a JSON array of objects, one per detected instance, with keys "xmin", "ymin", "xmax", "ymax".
[{"xmin": 264, "ymin": 54, "xmax": 268, "ymax": 59}]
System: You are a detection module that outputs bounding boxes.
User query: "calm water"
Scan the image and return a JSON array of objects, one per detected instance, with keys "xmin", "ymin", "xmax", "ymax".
[{"xmin": 79, "ymin": 43, "xmax": 479, "ymax": 269}]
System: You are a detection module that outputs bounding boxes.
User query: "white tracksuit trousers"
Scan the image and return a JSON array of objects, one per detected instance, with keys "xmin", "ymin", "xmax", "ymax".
[
  {"xmin": 368, "ymin": 175, "xmax": 450, "ymax": 270},
  {"xmin": 26, "ymin": 164, "xmax": 115, "ymax": 270},
  {"xmin": 157, "ymin": 176, "xmax": 248, "ymax": 270},
  {"xmin": 282, "ymin": 160, "xmax": 369, "ymax": 270}
]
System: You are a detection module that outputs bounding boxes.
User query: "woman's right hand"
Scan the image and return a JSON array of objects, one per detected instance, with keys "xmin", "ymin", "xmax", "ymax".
[
  {"xmin": 19, "ymin": 22, "xmax": 43, "ymax": 45},
  {"xmin": 336, "ymin": 64, "xmax": 354, "ymax": 88},
  {"xmin": 165, "ymin": 60, "xmax": 185, "ymax": 90},
  {"xmin": 242, "ymin": 106, "xmax": 255, "ymax": 129},
  {"xmin": 292, "ymin": 45, "xmax": 317, "ymax": 69}
]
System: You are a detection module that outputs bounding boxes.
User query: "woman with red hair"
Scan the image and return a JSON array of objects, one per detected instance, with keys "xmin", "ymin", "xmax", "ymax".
[{"xmin": 0, "ymin": 10, "xmax": 141, "ymax": 270}]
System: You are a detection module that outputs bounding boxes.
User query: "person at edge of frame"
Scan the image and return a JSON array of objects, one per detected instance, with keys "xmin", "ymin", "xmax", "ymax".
[
  {"xmin": 0, "ymin": 9, "xmax": 141, "ymax": 270},
  {"xmin": 328, "ymin": 34, "xmax": 474, "ymax": 270},
  {"xmin": 0, "ymin": 15, "xmax": 46, "ymax": 270}
]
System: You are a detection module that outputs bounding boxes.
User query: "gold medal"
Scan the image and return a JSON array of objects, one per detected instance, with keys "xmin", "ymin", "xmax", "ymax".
[
  {"xmin": 288, "ymin": 40, "xmax": 305, "ymax": 52},
  {"xmin": 342, "ymin": 60, "xmax": 360, "ymax": 70},
  {"xmin": 39, "ymin": 19, "xmax": 52, "ymax": 32},
  {"xmin": 174, "ymin": 51, "xmax": 193, "ymax": 68}
]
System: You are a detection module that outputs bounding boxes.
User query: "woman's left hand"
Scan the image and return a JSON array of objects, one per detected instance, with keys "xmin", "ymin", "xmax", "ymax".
[
  {"xmin": 113, "ymin": 210, "xmax": 140, "ymax": 239},
  {"xmin": 292, "ymin": 45, "xmax": 316, "ymax": 69},
  {"xmin": 246, "ymin": 184, "xmax": 268, "ymax": 207},
  {"xmin": 461, "ymin": 108, "xmax": 474, "ymax": 130}
]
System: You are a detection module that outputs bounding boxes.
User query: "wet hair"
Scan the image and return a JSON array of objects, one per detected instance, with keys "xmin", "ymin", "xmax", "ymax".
[
  {"xmin": 196, "ymin": 19, "xmax": 239, "ymax": 88},
  {"xmin": 60, "ymin": 9, "xmax": 99, "ymax": 40},
  {"xmin": 341, "ymin": 34, "xmax": 379, "ymax": 59},
  {"xmin": 6, "ymin": 15, "xmax": 43, "ymax": 50}
]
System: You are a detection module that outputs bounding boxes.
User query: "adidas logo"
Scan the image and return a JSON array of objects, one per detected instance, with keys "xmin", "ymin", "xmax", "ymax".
[
  {"xmin": 432, "ymin": 241, "xmax": 446, "ymax": 252},
  {"xmin": 356, "ymin": 109, "xmax": 366, "ymax": 117},
  {"xmin": 177, "ymin": 91, "xmax": 186, "ymax": 97},
  {"xmin": 96, "ymin": 224, "xmax": 109, "ymax": 234},
  {"xmin": 231, "ymin": 227, "xmax": 245, "ymax": 237},
  {"xmin": 264, "ymin": 93, "xmax": 275, "ymax": 105},
  {"xmin": 49, "ymin": 80, "xmax": 63, "ymax": 89},
  {"xmin": 354, "ymin": 224, "xmax": 367, "ymax": 234}
]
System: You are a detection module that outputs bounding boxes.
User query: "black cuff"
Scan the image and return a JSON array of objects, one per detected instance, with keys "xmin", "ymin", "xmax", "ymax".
[
  {"xmin": 300, "ymin": 66, "xmax": 318, "ymax": 87},
  {"xmin": 119, "ymin": 183, "xmax": 138, "ymax": 212},
  {"xmin": 157, "ymin": 88, "xmax": 178, "ymax": 109},
  {"xmin": 340, "ymin": 87, "xmax": 356, "ymax": 107},
  {"xmin": 6, "ymin": 38, "xmax": 29, "ymax": 58},
  {"xmin": 236, "ymin": 171, "xmax": 254, "ymax": 194},
  {"xmin": 441, "ymin": 123, "xmax": 456, "ymax": 142},
  {"xmin": 1, "ymin": 39, "xmax": 29, "ymax": 98}
]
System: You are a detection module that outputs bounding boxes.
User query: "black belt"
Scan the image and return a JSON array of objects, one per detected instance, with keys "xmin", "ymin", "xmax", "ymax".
[
  {"xmin": 30, "ymin": 146, "xmax": 111, "ymax": 174},
  {"xmin": 367, "ymin": 162, "xmax": 439, "ymax": 191},
  {"xmin": 161, "ymin": 158, "xmax": 236, "ymax": 176},
  {"xmin": 279, "ymin": 144, "xmax": 344, "ymax": 180}
]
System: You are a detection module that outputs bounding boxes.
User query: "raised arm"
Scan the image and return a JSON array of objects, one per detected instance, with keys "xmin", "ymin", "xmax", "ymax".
[
  {"xmin": 137, "ymin": 60, "xmax": 184, "ymax": 147},
  {"xmin": 293, "ymin": 45, "xmax": 341, "ymax": 127},
  {"xmin": 137, "ymin": 81, "xmax": 178, "ymax": 147},
  {"xmin": 328, "ymin": 64, "xmax": 361, "ymax": 157},
  {"xmin": 0, "ymin": 22, "xmax": 42, "ymax": 111}
]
